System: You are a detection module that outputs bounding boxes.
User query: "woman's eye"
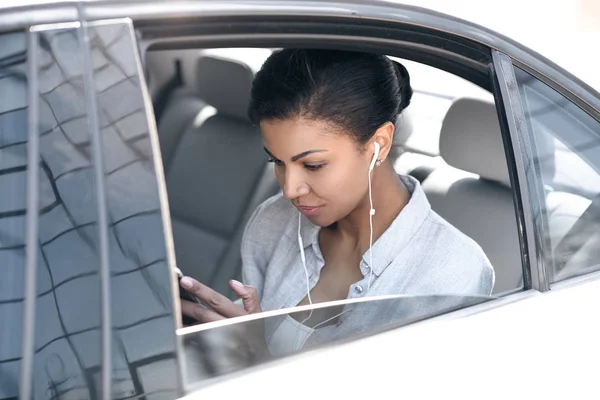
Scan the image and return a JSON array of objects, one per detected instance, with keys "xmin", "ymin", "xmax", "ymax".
[
  {"xmin": 267, "ymin": 158, "xmax": 284, "ymax": 166},
  {"xmin": 304, "ymin": 163, "xmax": 325, "ymax": 171}
]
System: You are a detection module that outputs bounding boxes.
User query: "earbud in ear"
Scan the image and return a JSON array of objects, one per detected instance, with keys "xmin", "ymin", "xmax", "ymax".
[{"xmin": 369, "ymin": 142, "xmax": 381, "ymax": 172}]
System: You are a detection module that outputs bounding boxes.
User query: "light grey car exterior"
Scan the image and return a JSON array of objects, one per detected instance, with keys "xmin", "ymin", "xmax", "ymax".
[{"xmin": 1, "ymin": 1, "xmax": 599, "ymax": 399}]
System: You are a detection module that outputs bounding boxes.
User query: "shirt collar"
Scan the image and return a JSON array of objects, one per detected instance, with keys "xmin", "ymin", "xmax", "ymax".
[{"xmin": 297, "ymin": 175, "xmax": 431, "ymax": 276}]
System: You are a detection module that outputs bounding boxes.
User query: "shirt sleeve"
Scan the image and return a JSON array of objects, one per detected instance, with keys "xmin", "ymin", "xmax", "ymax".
[
  {"xmin": 459, "ymin": 251, "xmax": 496, "ymax": 296},
  {"xmin": 240, "ymin": 200, "xmax": 269, "ymax": 297}
]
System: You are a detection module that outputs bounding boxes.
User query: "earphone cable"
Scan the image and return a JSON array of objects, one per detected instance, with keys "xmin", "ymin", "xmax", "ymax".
[
  {"xmin": 298, "ymin": 212, "xmax": 314, "ymax": 324},
  {"xmin": 368, "ymin": 165, "xmax": 375, "ymax": 289}
]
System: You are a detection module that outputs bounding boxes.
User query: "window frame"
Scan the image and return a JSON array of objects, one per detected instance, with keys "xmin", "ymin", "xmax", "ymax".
[
  {"xmin": 137, "ymin": 14, "xmax": 539, "ymax": 391},
  {"xmin": 500, "ymin": 56, "xmax": 600, "ymax": 286},
  {"xmin": 491, "ymin": 50, "xmax": 550, "ymax": 292},
  {"xmin": 138, "ymin": 15, "xmax": 531, "ymax": 295}
]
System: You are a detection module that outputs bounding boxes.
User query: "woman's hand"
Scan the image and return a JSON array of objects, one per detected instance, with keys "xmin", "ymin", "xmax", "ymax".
[{"xmin": 179, "ymin": 276, "xmax": 262, "ymax": 324}]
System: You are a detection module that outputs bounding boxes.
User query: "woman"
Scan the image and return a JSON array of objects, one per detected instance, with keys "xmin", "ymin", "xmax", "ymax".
[{"xmin": 180, "ymin": 49, "xmax": 494, "ymax": 354}]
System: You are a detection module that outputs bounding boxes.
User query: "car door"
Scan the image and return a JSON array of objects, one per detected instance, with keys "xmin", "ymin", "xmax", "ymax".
[
  {"xmin": 0, "ymin": 17, "xmax": 183, "ymax": 400},
  {"xmin": 133, "ymin": 2, "xmax": 531, "ymax": 396},
  {"xmin": 3, "ymin": 2, "xmax": 599, "ymax": 399},
  {"xmin": 127, "ymin": 2, "xmax": 600, "ymax": 399}
]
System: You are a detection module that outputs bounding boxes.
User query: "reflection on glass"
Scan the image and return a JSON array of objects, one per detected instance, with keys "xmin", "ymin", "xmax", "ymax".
[
  {"xmin": 515, "ymin": 67, "xmax": 600, "ymax": 282},
  {"xmin": 0, "ymin": 30, "xmax": 28, "ymax": 400},
  {"xmin": 8, "ymin": 21, "xmax": 181, "ymax": 400},
  {"xmin": 88, "ymin": 21, "xmax": 179, "ymax": 400},
  {"xmin": 34, "ymin": 27, "xmax": 102, "ymax": 400},
  {"xmin": 180, "ymin": 294, "xmax": 491, "ymax": 388}
]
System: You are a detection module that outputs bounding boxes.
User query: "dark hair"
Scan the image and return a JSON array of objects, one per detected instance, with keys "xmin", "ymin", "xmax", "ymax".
[{"xmin": 248, "ymin": 49, "xmax": 412, "ymax": 145}]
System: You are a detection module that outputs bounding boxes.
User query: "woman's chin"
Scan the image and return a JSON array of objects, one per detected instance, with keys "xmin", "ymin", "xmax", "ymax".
[{"xmin": 305, "ymin": 213, "xmax": 335, "ymax": 228}]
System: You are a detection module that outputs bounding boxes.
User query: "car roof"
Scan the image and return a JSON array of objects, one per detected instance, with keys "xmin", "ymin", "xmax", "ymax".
[{"xmin": 1, "ymin": 0, "xmax": 599, "ymax": 93}]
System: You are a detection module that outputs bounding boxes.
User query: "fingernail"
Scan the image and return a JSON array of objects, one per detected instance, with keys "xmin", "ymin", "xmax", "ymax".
[
  {"xmin": 180, "ymin": 277, "xmax": 193, "ymax": 289},
  {"xmin": 230, "ymin": 280, "xmax": 244, "ymax": 289}
]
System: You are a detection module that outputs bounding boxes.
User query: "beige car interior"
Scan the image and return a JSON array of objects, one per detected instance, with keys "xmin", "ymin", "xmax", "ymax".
[{"xmin": 146, "ymin": 47, "xmax": 593, "ymax": 297}]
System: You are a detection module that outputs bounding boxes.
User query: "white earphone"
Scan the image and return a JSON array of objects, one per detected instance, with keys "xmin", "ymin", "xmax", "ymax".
[
  {"xmin": 297, "ymin": 212, "xmax": 313, "ymax": 323},
  {"xmin": 296, "ymin": 141, "xmax": 381, "ymax": 324},
  {"xmin": 369, "ymin": 141, "xmax": 380, "ymax": 173},
  {"xmin": 367, "ymin": 142, "xmax": 380, "ymax": 289}
]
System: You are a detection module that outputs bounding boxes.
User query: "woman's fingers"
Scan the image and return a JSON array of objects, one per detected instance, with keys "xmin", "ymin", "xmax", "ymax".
[
  {"xmin": 180, "ymin": 299, "xmax": 226, "ymax": 323},
  {"xmin": 229, "ymin": 280, "xmax": 262, "ymax": 314},
  {"xmin": 180, "ymin": 276, "xmax": 247, "ymax": 318}
]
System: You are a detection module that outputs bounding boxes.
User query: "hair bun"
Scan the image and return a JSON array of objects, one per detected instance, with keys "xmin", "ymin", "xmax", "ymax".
[{"xmin": 390, "ymin": 60, "xmax": 413, "ymax": 111}]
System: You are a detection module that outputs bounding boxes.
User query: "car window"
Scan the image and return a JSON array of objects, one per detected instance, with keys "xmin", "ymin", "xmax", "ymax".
[
  {"xmin": 147, "ymin": 43, "xmax": 519, "ymax": 391},
  {"xmin": 88, "ymin": 21, "xmax": 180, "ymax": 399},
  {"xmin": 0, "ymin": 30, "xmax": 28, "ymax": 400},
  {"xmin": 151, "ymin": 46, "xmax": 522, "ymax": 301},
  {"xmin": 514, "ymin": 67, "xmax": 600, "ymax": 283},
  {"xmin": 1, "ymin": 21, "xmax": 181, "ymax": 400},
  {"xmin": 33, "ymin": 26, "xmax": 105, "ymax": 400},
  {"xmin": 180, "ymin": 294, "xmax": 491, "ymax": 389}
]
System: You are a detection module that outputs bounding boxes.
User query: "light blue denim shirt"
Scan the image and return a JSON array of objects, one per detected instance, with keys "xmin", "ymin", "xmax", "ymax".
[{"xmin": 241, "ymin": 175, "xmax": 495, "ymax": 346}]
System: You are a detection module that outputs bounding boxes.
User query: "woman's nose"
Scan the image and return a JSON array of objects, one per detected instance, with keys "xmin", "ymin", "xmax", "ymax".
[{"xmin": 282, "ymin": 170, "xmax": 310, "ymax": 200}]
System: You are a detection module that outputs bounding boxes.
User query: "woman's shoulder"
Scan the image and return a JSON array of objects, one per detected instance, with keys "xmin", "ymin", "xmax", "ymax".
[{"xmin": 416, "ymin": 210, "xmax": 495, "ymax": 295}]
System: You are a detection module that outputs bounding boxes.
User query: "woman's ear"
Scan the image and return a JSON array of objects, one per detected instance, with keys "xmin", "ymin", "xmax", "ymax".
[{"xmin": 370, "ymin": 121, "xmax": 395, "ymax": 162}]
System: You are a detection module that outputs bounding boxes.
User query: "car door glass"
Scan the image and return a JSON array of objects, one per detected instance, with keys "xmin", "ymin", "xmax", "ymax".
[
  {"xmin": 0, "ymin": 30, "xmax": 28, "ymax": 400},
  {"xmin": 33, "ymin": 25, "xmax": 104, "ymax": 400},
  {"xmin": 88, "ymin": 20, "xmax": 179, "ymax": 399},
  {"xmin": 514, "ymin": 67, "xmax": 600, "ymax": 283},
  {"xmin": 0, "ymin": 20, "xmax": 181, "ymax": 400},
  {"xmin": 180, "ymin": 294, "xmax": 490, "ymax": 389}
]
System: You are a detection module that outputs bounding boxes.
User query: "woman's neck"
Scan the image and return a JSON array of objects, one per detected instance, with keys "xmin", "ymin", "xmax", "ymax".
[{"xmin": 330, "ymin": 164, "xmax": 409, "ymax": 256}]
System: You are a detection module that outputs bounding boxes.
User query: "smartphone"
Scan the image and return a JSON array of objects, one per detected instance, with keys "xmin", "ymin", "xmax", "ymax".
[{"xmin": 175, "ymin": 268, "xmax": 204, "ymax": 325}]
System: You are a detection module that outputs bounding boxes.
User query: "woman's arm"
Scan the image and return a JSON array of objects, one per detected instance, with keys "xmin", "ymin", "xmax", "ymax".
[{"xmin": 240, "ymin": 201, "xmax": 268, "ymax": 295}]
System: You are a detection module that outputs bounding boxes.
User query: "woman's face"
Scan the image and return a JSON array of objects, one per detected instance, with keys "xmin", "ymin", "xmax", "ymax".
[{"xmin": 261, "ymin": 118, "xmax": 371, "ymax": 227}]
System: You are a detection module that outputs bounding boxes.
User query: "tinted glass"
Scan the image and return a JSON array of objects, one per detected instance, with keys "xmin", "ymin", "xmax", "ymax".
[
  {"xmin": 0, "ymin": 21, "xmax": 181, "ymax": 400},
  {"xmin": 33, "ymin": 26, "xmax": 102, "ymax": 400},
  {"xmin": 89, "ymin": 21, "xmax": 179, "ymax": 399},
  {"xmin": 0, "ymin": 30, "xmax": 28, "ymax": 400},
  {"xmin": 515, "ymin": 67, "xmax": 600, "ymax": 282},
  {"xmin": 180, "ymin": 294, "xmax": 491, "ymax": 389}
]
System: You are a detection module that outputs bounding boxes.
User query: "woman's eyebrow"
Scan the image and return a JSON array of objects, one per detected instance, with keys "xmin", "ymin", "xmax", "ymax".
[
  {"xmin": 263, "ymin": 147, "xmax": 328, "ymax": 162},
  {"xmin": 291, "ymin": 149, "xmax": 327, "ymax": 162}
]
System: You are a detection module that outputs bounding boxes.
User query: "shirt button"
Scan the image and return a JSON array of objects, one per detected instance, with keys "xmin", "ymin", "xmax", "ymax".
[{"xmin": 355, "ymin": 285, "xmax": 364, "ymax": 294}]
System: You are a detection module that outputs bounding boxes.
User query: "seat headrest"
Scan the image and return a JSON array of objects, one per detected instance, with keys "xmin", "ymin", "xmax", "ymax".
[
  {"xmin": 196, "ymin": 55, "xmax": 254, "ymax": 120},
  {"xmin": 439, "ymin": 97, "xmax": 510, "ymax": 186},
  {"xmin": 388, "ymin": 108, "xmax": 414, "ymax": 162},
  {"xmin": 394, "ymin": 107, "xmax": 414, "ymax": 145}
]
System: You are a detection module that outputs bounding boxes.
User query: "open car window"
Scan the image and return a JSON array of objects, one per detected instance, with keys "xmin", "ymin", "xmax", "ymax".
[{"xmin": 148, "ymin": 41, "xmax": 521, "ymax": 385}]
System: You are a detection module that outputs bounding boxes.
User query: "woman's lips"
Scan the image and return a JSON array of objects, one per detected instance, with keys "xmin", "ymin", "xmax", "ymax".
[{"xmin": 296, "ymin": 205, "xmax": 322, "ymax": 216}]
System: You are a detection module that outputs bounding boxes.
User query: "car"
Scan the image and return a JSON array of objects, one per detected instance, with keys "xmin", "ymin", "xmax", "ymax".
[{"xmin": 1, "ymin": 1, "xmax": 599, "ymax": 399}]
